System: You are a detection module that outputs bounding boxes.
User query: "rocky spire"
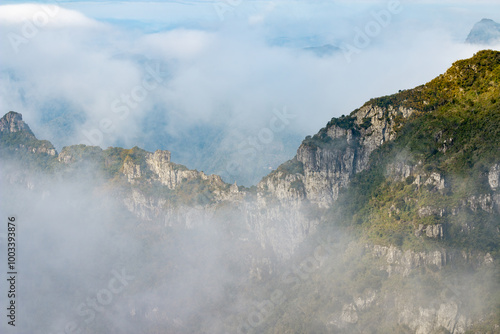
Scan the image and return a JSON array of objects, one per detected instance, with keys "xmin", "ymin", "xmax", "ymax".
[
  {"xmin": 0, "ymin": 111, "xmax": 35, "ymax": 136},
  {"xmin": 0, "ymin": 111, "xmax": 57, "ymax": 156}
]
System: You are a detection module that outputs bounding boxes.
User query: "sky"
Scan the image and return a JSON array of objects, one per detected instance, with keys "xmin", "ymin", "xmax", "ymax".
[{"xmin": 0, "ymin": 0, "xmax": 499, "ymax": 185}]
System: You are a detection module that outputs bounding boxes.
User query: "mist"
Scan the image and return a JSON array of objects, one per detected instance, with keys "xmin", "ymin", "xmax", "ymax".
[
  {"xmin": 1, "ymin": 157, "xmax": 496, "ymax": 333},
  {"xmin": 1, "ymin": 1, "xmax": 499, "ymax": 184}
]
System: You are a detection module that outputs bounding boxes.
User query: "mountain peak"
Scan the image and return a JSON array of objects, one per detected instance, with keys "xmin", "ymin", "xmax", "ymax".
[
  {"xmin": 0, "ymin": 111, "xmax": 35, "ymax": 136},
  {"xmin": 466, "ymin": 18, "xmax": 500, "ymax": 44},
  {"xmin": 0, "ymin": 111, "xmax": 57, "ymax": 157}
]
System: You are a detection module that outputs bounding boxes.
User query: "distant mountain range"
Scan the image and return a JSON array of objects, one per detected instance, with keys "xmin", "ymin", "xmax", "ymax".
[
  {"xmin": 300, "ymin": 18, "xmax": 500, "ymax": 58},
  {"xmin": 303, "ymin": 44, "xmax": 341, "ymax": 57}
]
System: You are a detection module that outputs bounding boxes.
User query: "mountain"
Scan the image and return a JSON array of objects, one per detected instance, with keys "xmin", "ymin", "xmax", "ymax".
[
  {"xmin": 303, "ymin": 44, "xmax": 341, "ymax": 57},
  {"xmin": 1, "ymin": 50, "xmax": 499, "ymax": 333},
  {"xmin": 265, "ymin": 49, "xmax": 500, "ymax": 247},
  {"xmin": 466, "ymin": 18, "xmax": 500, "ymax": 44},
  {"xmin": 0, "ymin": 111, "xmax": 56, "ymax": 155}
]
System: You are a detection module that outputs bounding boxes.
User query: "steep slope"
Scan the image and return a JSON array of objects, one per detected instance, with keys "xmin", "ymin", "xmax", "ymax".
[
  {"xmin": 247, "ymin": 49, "xmax": 500, "ymax": 333},
  {"xmin": 261, "ymin": 49, "xmax": 500, "ymax": 247}
]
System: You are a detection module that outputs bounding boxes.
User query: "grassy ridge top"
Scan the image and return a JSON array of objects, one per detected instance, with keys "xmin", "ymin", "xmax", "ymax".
[{"xmin": 369, "ymin": 49, "xmax": 500, "ymax": 111}]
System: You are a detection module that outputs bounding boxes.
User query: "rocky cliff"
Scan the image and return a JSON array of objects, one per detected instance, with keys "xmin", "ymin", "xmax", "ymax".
[
  {"xmin": 0, "ymin": 111, "xmax": 57, "ymax": 156},
  {"xmin": 290, "ymin": 104, "xmax": 414, "ymax": 207}
]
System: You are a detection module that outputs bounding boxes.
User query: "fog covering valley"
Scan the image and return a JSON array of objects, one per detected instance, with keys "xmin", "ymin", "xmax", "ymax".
[{"xmin": 1, "ymin": 2, "xmax": 500, "ymax": 334}]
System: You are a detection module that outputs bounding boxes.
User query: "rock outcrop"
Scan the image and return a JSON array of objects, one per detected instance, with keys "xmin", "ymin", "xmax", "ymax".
[
  {"xmin": 0, "ymin": 111, "xmax": 57, "ymax": 156},
  {"xmin": 0, "ymin": 111, "xmax": 34, "ymax": 135},
  {"xmin": 262, "ymin": 105, "xmax": 415, "ymax": 208}
]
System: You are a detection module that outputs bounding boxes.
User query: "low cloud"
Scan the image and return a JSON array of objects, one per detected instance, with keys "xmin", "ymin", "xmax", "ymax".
[{"xmin": 0, "ymin": 2, "xmax": 499, "ymax": 184}]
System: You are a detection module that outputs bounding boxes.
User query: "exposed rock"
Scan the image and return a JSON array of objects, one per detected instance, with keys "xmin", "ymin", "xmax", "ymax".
[
  {"xmin": 467, "ymin": 194, "xmax": 496, "ymax": 214},
  {"xmin": 0, "ymin": 111, "xmax": 57, "ymax": 156},
  {"xmin": 424, "ymin": 172, "xmax": 446, "ymax": 190},
  {"xmin": 123, "ymin": 188, "xmax": 217, "ymax": 229},
  {"xmin": 31, "ymin": 143, "xmax": 57, "ymax": 156},
  {"xmin": 243, "ymin": 198, "xmax": 319, "ymax": 260},
  {"xmin": 353, "ymin": 105, "xmax": 414, "ymax": 170},
  {"xmin": 484, "ymin": 253, "xmax": 494, "ymax": 266},
  {"xmin": 415, "ymin": 224, "xmax": 444, "ymax": 239},
  {"xmin": 123, "ymin": 159, "xmax": 142, "ymax": 184},
  {"xmin": 371, "ymin": 245, "xmax": 446, "ymax": 276},
  {"xmin": 372, "ymin": 244, "xmax": 495, "ymax": 276},
  {"xmin": 398, "ymin": 301, "xmax": 466, "ymax": 334},
  {"xmin": 425, "ymin": 224, "xmax": 444, "ymax": 239},
  {"xmin": 291, "ymin": 104, "xmax": 415, "ymax": 207},
  {"xmin": 230, "ymin": 181, "xmax": 239, "ymax": 193},
  {"xmin": 297, "ymin": 141, "xmax": 355, "ymax": 207},
  {"xmin": 354, "ymin": 290, "xmax": 377, "ymax": 311},
  {"xmin": 340, "ymin": 303, "xmax": 358, "ymax": 324},
  {"xmin": 489, "ymin": 163, "xmax": 499, "ymax": 191},
  {"xmin": 145, "ymin": 149, "xmax": 225, "ymax": 191},
  {"xmin": 387, "ymin": 161, "xmax": 415, "ymax": 181},
  {"xmin": 58, "ymin": 150, "xmax": 73, "ymax": 164},
  {"xmin": 249, "ymin": 257, "xmax": 273, "ymax": 281},
  {"xmin": 123, "ymin": 188, "xmax": 167, "ymax": 222},
  {"xmin": 259, "ymin": 170, "xmax": 306, "ymax": 203},
  {"xmin": 418, "ymin": 206, "xmax": 445, "ymax": 218},
  {"xmin": 0, "ymin": 111, "xmax": 34, "ymax": 135},
  {"xmin": 251, "ymin": 104, "xmax": 416, "ymax": 257}
]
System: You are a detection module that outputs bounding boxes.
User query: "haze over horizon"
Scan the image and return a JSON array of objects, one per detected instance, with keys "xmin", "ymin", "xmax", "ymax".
[{"xmin": 1, "ymin": 0, "xmax": 499, "ymax": 185}]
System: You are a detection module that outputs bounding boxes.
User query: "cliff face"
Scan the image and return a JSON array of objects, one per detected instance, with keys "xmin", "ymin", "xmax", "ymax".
[
  {"xmin": 291, "ymin": 104, "xmax": 415, "ymax": 207},
  {"xmin": 243, "ymin": 104, "xmax": 417, "ymax": 258},
  {"xmin": 0, "ymin": 111, "xmax": 34, "ymax": 134},
  {"xmin": 144, "ymin": 150, "xmax": 226, "ymax": 191}
]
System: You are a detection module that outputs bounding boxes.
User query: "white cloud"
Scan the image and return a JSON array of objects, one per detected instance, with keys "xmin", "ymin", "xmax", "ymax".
[
  {"xmin": 0, "ymin": 3, "xmax": 99, "ymax": 27},
  {"xmin": 140, "ymin": 29, "xmax": 214, "ymax": 59},
  {"xmin": 0, "ymin": 2, "xmax": 499, "ymax": 184}
]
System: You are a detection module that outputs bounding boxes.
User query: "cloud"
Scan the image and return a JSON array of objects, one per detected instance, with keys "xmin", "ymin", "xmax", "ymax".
[
  {"xmin": 0, "ymin": 2, "xmax": 499, "ymax": 185},
  {"xmin": 140, "ymin": 29, "xmax": 214, "ymax": 59},
  {"xmin": 0, "ymin": 3, "xmax": 99, "ymax": 27}
]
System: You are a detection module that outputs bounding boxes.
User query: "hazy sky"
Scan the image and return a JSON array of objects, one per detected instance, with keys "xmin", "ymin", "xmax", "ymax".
[{"xmin": 1, "ymin": 0, "xmax": 499, "ymax": 184}]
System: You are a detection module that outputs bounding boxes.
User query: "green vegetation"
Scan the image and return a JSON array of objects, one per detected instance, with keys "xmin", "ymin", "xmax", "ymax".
[
  {"xmin": 275, "ymin": 156, "xmax": 304, "ymax": 175},
  {"xmin": 302, "ymin": 130, "xmax": 354, "ymax": 152},
  {"xmin": 59, "ymin": 144, "xmax": 103, "ymax": 163},
  {"xmin": 369, "ymin": 50, "xmax": 500, "ymax": 112},
  {"xmin": 326, "ymin": 114, "xmax": 356, "ymax": 130},
  {"xmin": 0, "ymin": 130, "xmax": 59, "ymax": 172},
  {"xmin": 326, "ymin": 50, "xmax": 500, "ymax": 254}
]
